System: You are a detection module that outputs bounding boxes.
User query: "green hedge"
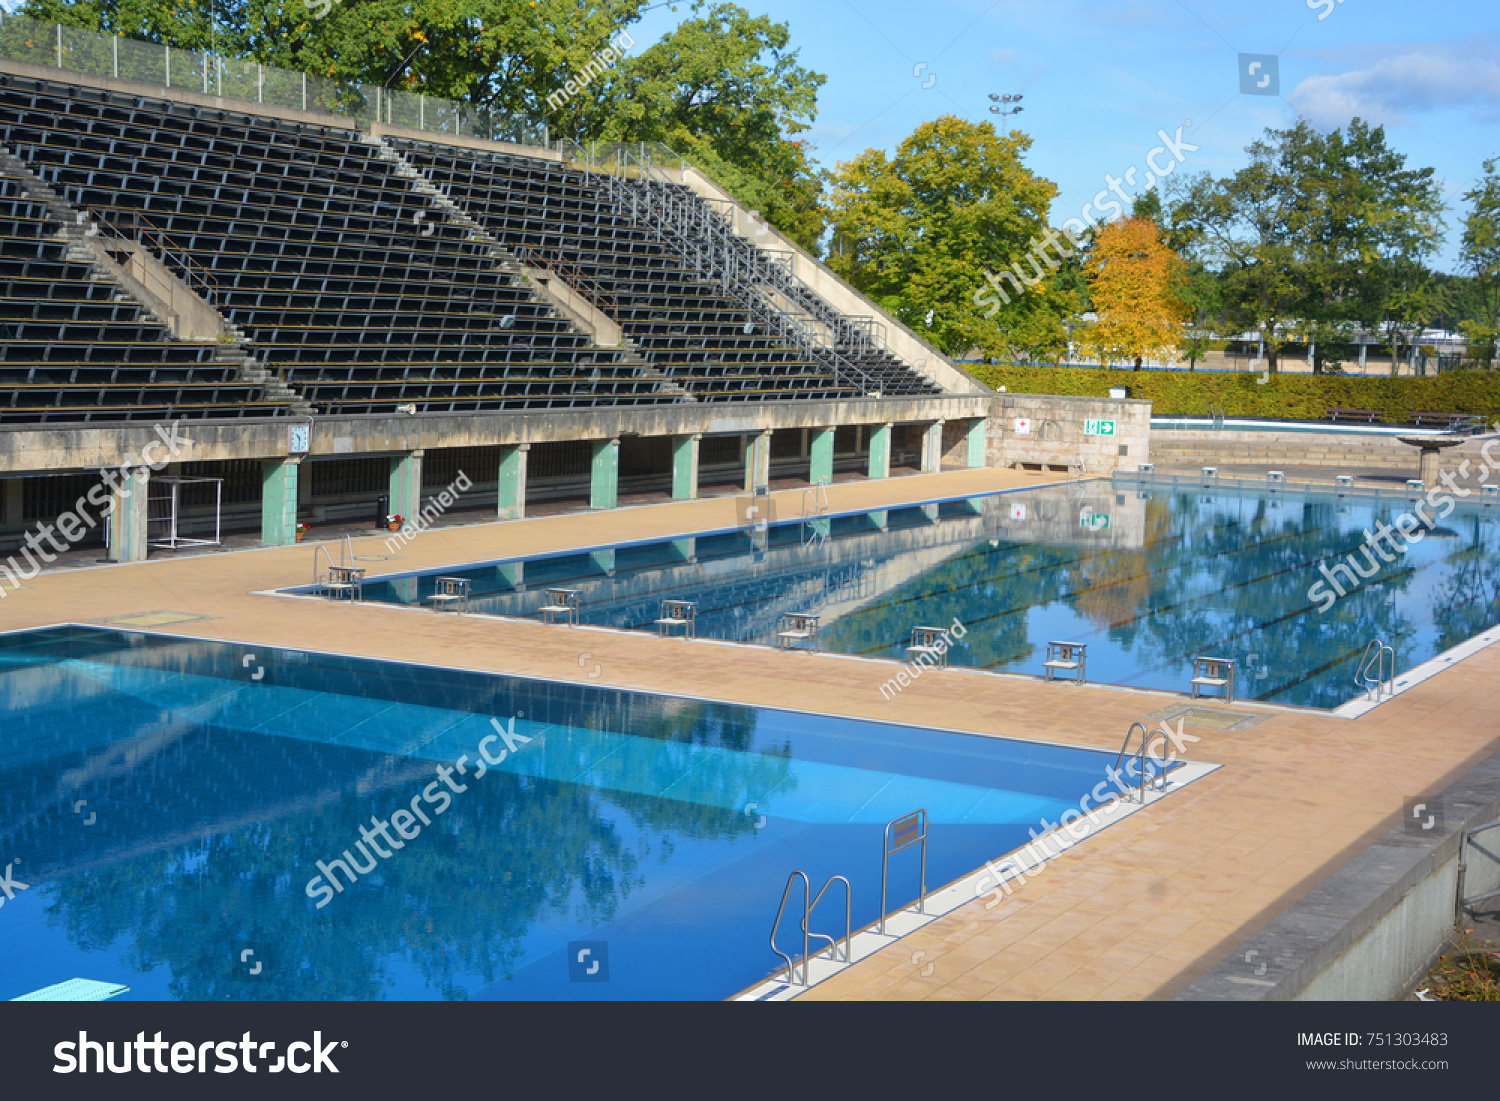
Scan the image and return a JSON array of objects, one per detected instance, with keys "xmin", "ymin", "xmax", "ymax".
[{"xmin": 964, "ymin": 365, "xmax": 1500, "ymax": 423}]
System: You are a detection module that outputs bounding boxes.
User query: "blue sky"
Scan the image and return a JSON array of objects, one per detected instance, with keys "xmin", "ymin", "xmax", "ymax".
[{"xmin": 635, "ymin": 0, "xmax": 1499, "ymax": 272}]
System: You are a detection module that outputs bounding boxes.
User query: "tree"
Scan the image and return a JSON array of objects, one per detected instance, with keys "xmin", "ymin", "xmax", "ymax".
[
  {"xmin": 1075, "ymin": 217, "xmax": 1188, "ymax": 369},
  {"xmin": 824, "ymin": 115, "xmax": 1066, "ymax": 361},
  {"xmin": 1459, "ymin": 157, "xmax": 1500, "ymax": 368},
  {"xmin": 609, "ymin": 2, "xmax": 828, "ymax": 251},
  {"xmin": 1172, "ymin": 120, "xmax": 1444, "ymax": 376}
]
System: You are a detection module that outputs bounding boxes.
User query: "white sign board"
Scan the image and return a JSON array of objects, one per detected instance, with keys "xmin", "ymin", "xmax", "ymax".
[
  {"xmin": 1013, "ymin": 418, "xmax": 1032, "ymax": 435},
  {"xmin": 1009, "ymin": 503, "xmax": 1027, "ymax": 521}
]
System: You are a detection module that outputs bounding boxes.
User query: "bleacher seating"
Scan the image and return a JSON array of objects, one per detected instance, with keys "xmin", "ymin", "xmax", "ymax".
[
  {"xmin": 389, "ymin": 139, "xmax": 942, "ymax": 402},
  {"xmin": 0, "ymin": 167, "xmax": 291, "ymax": 423},
  {"xmin": 0, "ymin": 71, "xmax": 946, "ymax": 423},
  {"xmin": 0, "ymin": 73, "xmax": 674, "ymax": 415}
]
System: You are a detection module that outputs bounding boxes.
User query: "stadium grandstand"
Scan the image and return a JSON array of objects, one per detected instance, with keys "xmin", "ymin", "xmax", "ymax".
[{"xmin": 0, "ymin": 16, "xmax": 992, "ymax": 562}]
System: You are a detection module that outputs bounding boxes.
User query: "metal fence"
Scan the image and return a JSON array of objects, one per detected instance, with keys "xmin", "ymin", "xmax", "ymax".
[{"xmin": 0, "ymin": 12, "xmax": 542, "ymax": 144}]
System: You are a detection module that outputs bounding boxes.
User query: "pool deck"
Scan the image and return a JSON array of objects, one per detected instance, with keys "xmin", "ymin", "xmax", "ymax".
[{"xmin": 5, "ymin": 466, "xmax": 1498, "ymax": 1001}]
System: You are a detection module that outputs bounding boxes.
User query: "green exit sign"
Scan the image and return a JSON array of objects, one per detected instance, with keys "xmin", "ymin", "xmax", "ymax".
[
  {"xmin": 1080, "ymin": 509, "xmax": 1111, "ymax": 531},
  {"xmin": 1085, "ymin": 419, "xmax": 1117, "ymax": 436}
]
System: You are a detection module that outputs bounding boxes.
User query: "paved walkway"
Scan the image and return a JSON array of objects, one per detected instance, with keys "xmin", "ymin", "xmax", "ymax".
[{"xmin": 4, "ymin": 465, "xmax": 1497, "ymax": 1001}]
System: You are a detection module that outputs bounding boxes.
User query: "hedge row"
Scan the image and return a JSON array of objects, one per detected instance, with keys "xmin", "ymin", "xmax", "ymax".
[{"xmin": 963, "ymin": 365, "xmax": 1500, "ymax": 423}]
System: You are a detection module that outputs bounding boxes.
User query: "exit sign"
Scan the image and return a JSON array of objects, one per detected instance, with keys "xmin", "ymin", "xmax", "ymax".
[
  {"xmin": 1080, "ymin": 508, "xmax": 1111, "ymax": 531},
  {"xmin": 1085, "ymin": 419, "xmax": 1117, "ymax": 436}
]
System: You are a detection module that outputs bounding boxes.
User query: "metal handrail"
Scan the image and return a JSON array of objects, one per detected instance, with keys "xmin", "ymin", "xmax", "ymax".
[
  {"xmin": 801, "ymin": 481, "xmax": 830, "ymax": 519},
  {"xmin": 311, "ymin": 543, "xmax": 338, "ymax": 586},
  {"xmin": 769, "ymin": 871, "xmax": 812, "ymax": 985},
  {"xmin": 879, "ymin": 810, "xmax": 927, "ymax": 935},
  {"xmin": 1456, "ymin": 817, "xmax": 1500, "ymax": 925},
  {"xmin": 85, "ymin": 204, "xmax": 223, "ymax": 306},
  {"xmin": 805, "ymin": 875, "xmax": 853, "ymax": 966},
  {"xmin": 517, "ymin": 242, "xmax": 618, "ymax": 315},
  {"xmin": 1114, "ymin": 722, "xmax": 1173, "ymax": 803},
  {"xmin": 1356, "ymin": 638, "xmax": 1394, "ymax": 700}
]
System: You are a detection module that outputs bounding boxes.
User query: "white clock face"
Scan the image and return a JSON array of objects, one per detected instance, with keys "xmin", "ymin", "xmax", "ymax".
[{"xmin": 289, "ymin": 424, "xmax": 310, "ymax": 453}]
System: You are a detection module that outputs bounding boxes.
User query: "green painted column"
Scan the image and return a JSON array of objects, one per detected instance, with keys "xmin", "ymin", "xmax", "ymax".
[
  {"xmin": 260, "ymin": 457, "xmax": 300, "ymax": 547},
  {"xmin": 671, "ymin": 434, "xmax": 701, "ymax": 500},
  {"xmin": 497, "ymin": 443, "xmax": 529, "ymax": 520},
  {"xmin": 808, "ymin": 427, "xmax": 834, "ymax": 487},
  {"xmin": 389, "ymin": 449, "xmax": 424, "ymax": 526},
  {"xmin": 497, "ymin": 561, "xmax": 523, "ymax": 587},
  {"xmin": 867, "ymin": 423, "xmax": 893, "ymax": 480},
  {"xmin": 921, "ymin": 420, "xmax": 946, "ymax": 472},
  {"xmin": 107, "ymin": 466, "xmax": 151, "ymax": 562},
  {"xmin": 590, "ymin": 548, "xmax": 616, "ymax": 574},
  {"xmin": 671, "ymin": 537, "xmax": 696, "ymax": 563},
  {"xmin": 590, "ymin": 438, "xmax": 619, "ymax": 510},
  {"xmin": 967, "ymin": 417, "xmax": 989, "ymax": 468},
  {"xmin": 744, "ymin": 430, "xmax": 771, "ymax": 491}
]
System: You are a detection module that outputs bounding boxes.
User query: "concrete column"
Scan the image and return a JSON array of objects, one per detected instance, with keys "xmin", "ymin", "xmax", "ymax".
[
  {"xmin": 260, "ymin": 457, "xmax": 301, "ymax": 546},
  {"xmin": 809, "ymin": 427, "xmax": 834, "ymax": 487},
  {"xmin": 967, "ymin": 418, "xmax": 988, "ymax": 468},
  {"xmin": 107, "ymin": 466, "xmax": 151, "ymax": 562},
  {"xmin": 921, "ymin": 420, "xmax": 945, "ymax": 473},
  {"xmin": 745, "ymin": 430, "xmax": 771, "ymax": 490},
  {"xmin": 389, "ymin": 449, "xmax": 424, "ymax": 525},
  {"xmin": 869, "ymin": 509, "xmax": 888, "ymax": 531},
  {"xmin": 671, "ymin": 434, "xmax": 701, "ymax": 500},
  {"xmin": 2, "ymin": 479, "xmax": 22, "ymax": 532},
  {"xmin": 497, "ymin": 443, "xmax": 529, "ymax": 520},
  {"xmin": 497, "ymin": 561, "xmax": 523, "ymax": 588},
  {"xmin": 590, "ymin": 548, "xmax": 616, "ymax": 574},
  {"xmin": 591, "ymin": 438, "xmax": 620, "ymax": 510},
  {"xmin": 868, "ymin": 423, "xmax": 893, "ymax": 480},
  {"xmin": 671, "ymin": 537, "xmax": 696, "ymax": 563}
]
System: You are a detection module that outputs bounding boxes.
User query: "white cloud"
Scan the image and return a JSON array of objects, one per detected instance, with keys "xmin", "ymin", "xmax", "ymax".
[{"xmin": 1289, "ymin": 50, "xmax": 1500, "ymax": 128}]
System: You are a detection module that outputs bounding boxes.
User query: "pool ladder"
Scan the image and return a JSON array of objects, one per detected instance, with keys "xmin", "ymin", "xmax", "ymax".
[
  {"xmin": 1114, "ymin": 722, "xmax": 1175, "ymax": 803},
  {"xmin": 769, "ymin": 871, "xmax": 852, "ymax": 986},
  {"xmin": 1356, "ymin": 638, "xmax": 1395, "ymax": 701}
]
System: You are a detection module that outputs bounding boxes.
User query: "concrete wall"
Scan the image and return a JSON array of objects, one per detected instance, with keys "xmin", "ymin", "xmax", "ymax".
[
  {"xmin": 1179, "ymin": 744, "xmax": 1500, "ymax": 1001},
  {"xmin": 0, "ymin": 395, "xmax": 991, "ymax": 475},
  {"xmin": 1151, "ymin": 430, "xmax": 1498, "ymax": 477},
  {"xmin": 985, "ymin": 394, "xmax": 1151, "ymax": 475}
]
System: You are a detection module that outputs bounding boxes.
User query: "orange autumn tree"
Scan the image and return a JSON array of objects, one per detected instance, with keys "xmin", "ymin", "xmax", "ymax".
[{"xmin": 1077, "ymin": 217, "xmax": 1189, "ymax": 369}]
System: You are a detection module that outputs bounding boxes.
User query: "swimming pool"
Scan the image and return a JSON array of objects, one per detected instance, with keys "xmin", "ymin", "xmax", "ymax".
[
  {"xmin": 340, "ymin": 479, "xmax": 1500, "ymax": 709},
  {"xmin": 0, "ymin": 625, "xmax": 1151, "ymax": 1002}
]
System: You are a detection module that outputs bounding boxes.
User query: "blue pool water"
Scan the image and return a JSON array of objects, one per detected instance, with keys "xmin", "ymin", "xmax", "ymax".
[
  {"xmin": 0, "ymin": 626, "xmax": 1135, "ymax": 1002},
  {"xmin": 344, "ymin": 481, "xmax": 1500, "ymax": 709}
]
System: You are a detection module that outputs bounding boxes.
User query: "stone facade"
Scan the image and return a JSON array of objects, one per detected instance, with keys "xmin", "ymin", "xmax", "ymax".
[{"xmin": 984, "ymin": 393, "xmax": 1152, "ymax": 475}]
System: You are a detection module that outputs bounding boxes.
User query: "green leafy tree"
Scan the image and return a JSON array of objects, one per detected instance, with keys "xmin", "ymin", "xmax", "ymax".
[
  {"xmin": 1173, "ymin": 120, "xmax": 1444, "ymax": 376},
  {"xmin": 609, "ymin": 1, "xmax": 828, "ymax": 251},
  {"xmin": 824, "ymin": 114, "xmax": 1065, "ymax": 361},
  {"xmin": 1459, "ymin": 157, "xmax": 1500, "ymax": 368}
]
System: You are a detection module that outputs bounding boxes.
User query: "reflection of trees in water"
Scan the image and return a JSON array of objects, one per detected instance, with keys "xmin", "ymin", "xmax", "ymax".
[
  {"xmin": 18, "ymin": 684, "xmax": 792, "ymax": 1000},
  {"xmin": 1428, "ymin": 520, "xmax": 1500, "ymax": 653}
]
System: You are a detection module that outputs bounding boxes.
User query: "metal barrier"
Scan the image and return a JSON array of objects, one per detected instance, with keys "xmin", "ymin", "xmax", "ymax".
[
  {"xmin": 879, "ymin": 810, "xmax": 928, "ymax": 935},
  {"xmin": 1456, "ymin": 818, "xmax": 1500, "ymax": 925}
]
